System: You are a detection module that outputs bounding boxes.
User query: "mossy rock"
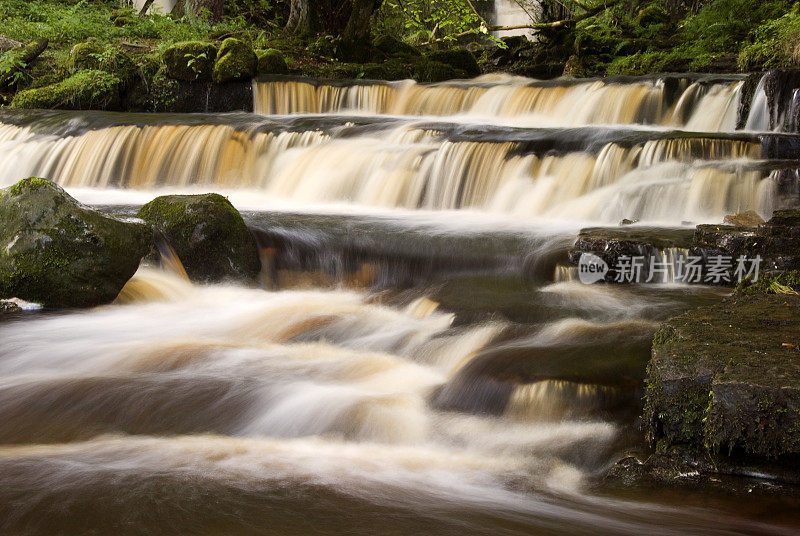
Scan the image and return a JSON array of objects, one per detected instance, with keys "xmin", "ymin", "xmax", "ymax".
[
  {"xmin": 136, "ymin": 194, "xmax": 260, "ymax": 283},
  {"xmin": 413, "ymin": 60, "xmax": 463, "ymax": 83},
  {"xmin": 163, "ymin": 41, "xmax": 218, "ymax": 81},
  {"xmin": 11, "ymin": 70, "xmax": 121, "ymax": 110},
  {"xmin": 645, "ymin": 295, "xmax": 800, "ymax": 459},
  {"xmin": 0, "ymin": 178, "xmax": 151, "ymax": 308},
  {"xmin": 256, "ymin": 49, "xmax": 288, "ymax": 75},
  {"xmin": 372, "ymin": 35, "xmax": 420, "ymax": 59},
  {"xmin": 362, "ymin": 59, "xmax": 412, "ymax": 81},
  {"xmin": 66, "ymin": 41, "xmax": 104, "ymax": 73},
  {"xmin": 212, "ymin": 38, "xmax": 257, "ymax": 84},
  {"xmin": 425, "ymin": 49, "xmax": 480, "ymax": 78},
  {"xmin": 67, "ymin": 43, "xmax": 136, "ymax": 85}
]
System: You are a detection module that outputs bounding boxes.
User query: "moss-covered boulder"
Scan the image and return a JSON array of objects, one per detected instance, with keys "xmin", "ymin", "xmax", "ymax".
[
  {"xmin": 67, "ymin": 42, "xmax": 136, "ymax": 85},
  {"xmin": 425, "ymin": 49, "xmax": 480, "ymax": 78},
  {"xmin": 11, "ymin": 70, "xmax": 121, "ymax": 110},
  {"xmin": 66, "ymin": 40, "xmax": 104, "ymax": 73},
  {"xmin": 373, "ymin": 35, "xmax": 421, "ymax": 58},
  {"xmin": 163, "ymin": 41, "xmax": 218, "ymax": 81},
  {"xmin": 645, "ymin": 294, "xmax": 800, "ymax": 459},
  {"xmin": 362, "ymin": 59, "xmax": 412, "ymax": 80},
  {"xmin": 0, "ymin": 178, "xmax": 151, "ymax": 308},
  {"xmin": 256, "ymin": 49, "xmax": 288, "ymax": 75},
  {"xmin": 413, "ymin": 60, "xmax": 462, "ymax": 83},
  {"xmin": 136, "ymin": 194, "xmax": 260, "ymax": 283},
  {"xmin": 212, "ymin": 38, "xmax": 257, "ymax": 84}
]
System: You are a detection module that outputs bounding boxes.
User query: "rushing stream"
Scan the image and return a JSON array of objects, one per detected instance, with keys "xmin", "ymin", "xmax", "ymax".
[{"xmin": 1, "ymin": 73, "xmax": 799, "ymax": 534}]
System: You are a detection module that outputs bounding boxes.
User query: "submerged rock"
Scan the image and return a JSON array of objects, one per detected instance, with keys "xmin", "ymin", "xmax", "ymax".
[
  {"xmin": 0, "ymin": 178, "xmax": 151, "ymax": 308},
  {"xmin": 136, "ymin": 194, "xmax": 260, "ymax": 283},
  {"xmin": 645, "ymin": 294, "xmax": 800, "ymax": 460},
  {"xmin": 212, "ymin": 38, "xmax": 257, "ymax": 84}
]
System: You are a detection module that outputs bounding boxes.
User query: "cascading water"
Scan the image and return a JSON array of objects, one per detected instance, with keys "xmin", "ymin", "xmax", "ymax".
[{"xmin": 1, "ymin": 72, "xmax": 799, "ymax": 535}]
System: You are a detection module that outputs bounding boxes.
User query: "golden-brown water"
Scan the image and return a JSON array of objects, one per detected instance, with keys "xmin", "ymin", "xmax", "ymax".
[{"xmin": 0, "ymin": 73, "xmax": 799, "ymax": 535}]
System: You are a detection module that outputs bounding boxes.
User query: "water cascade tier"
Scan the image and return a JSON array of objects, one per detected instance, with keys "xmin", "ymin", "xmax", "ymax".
[{"xmin": 1, "ymin": 72, "xmax": 800, "ymax": 535}]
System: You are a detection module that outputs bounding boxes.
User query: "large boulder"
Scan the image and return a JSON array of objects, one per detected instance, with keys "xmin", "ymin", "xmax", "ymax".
[
  {"xmin": 256, "ymin": 49, "xmax": 288, "ymax": 76},
  {"xmin": 212, "ymin": 38, "xmax": 257, "ymax": 84},
  {"xmin": 136, "ymin": 194, "xmax": 260, "ymax": 283},
  {"xmin": 425, "ymin": 49, "xmax": 480, "ymax": 78},
  {"xmin": 0, "ymin": 178, "xmax": 151, "ymax": 308},
  {"xmin": 163, "ymin": 41, "xmax": 218, "ymax": 81}
]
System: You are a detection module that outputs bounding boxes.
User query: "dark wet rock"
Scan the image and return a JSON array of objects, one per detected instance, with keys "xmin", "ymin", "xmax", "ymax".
[
  {"xmin": 163, "ymin": 41, "xmax": 218, "ymax": 81},
  {"xmin": 137, "ymin": 194, "xmax": 260, "ymax": 283},
  {"xmin": 212, "ymin": 38, "xmax": 257, "ymax": 84},
  {"xmin": 723, "ymin": 210, "xmax": 765, "ymax": 226},
  {"xmin": 645, "ymin": 294, "xmax": 800, "ymax": 461},
  {"xmin": 413, "ymin": 60, "xmax": 462, "ymax": 83},
  {"xmin": 0, "ymin": 300, "xmax": 21, "ymax": 316},
  {"xmin": 604, "ymin": 447, "xmax": 800, "ymax": 492},
  {"xmin": 619, "ymin": 218, "xmax": 639, "ymax": 226},
  {"xmin": 425, "ymin": 49, "xmax": 480, "ymax": 78},
  {"xmin": 0, "ymin": 178, "xmax": 151, "ymax": 308},
  {"xmin": 761, "ymin": 70, "xmax": 800, "ymax": 132},
  {"xmin": 695, "ymin": 209, "xmax": 800, "ymax": 273},
  {"xmin": 372, "ymin": 35, "xmax": 421, "ymax": 59},
  {"xmin": 569, "ymin": 226, "xmax": 694, "ymax": 283},
  {"xmin": 571, "ymin": 209, "xmax": 800, "ymax": 284},
  {"xmin": 256, "ymin": 49, "xmax": 288, "ymax": 76}
]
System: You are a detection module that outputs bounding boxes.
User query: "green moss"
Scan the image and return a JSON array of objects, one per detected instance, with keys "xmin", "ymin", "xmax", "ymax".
[
  {"xmin": 10, "ymin": 69, "xmax": 121, "ymax": 110},
  {"xmin": 425, "ymin": 49, "xmax": 480, "ymax": 78},
  {"xmin": 212, "ymin": 38, "xmax": 257, "ymax": 83},
  {"xmin": 162, "ymin": 41, "xmax": 218, "ymax": 81},
  {"xmin": 373, "ymin": 35, "xmax": 420, "ymax": 58},
  {"xmin": 0, "ymin": 178, "xmax": 151, "ymax": 308},
  {"xmin": 739, "ymin": 3, "xmax": 800, "ymax": 69},
  {"xmin": 256, "ymin": 48, "xmax": 288, "ymax": 75},
  {"xmin": 66, "ymin": 40, "xmax": 104, "ymax": 72},
  {"xmin": 735, "ymin": 271, "xmax": 800, "ymax": 295},
  {"xmin": 137, "ymin": 193, "xmax": 260, "ymax": 282},
  {"xmin": 413, "ymin": 60, "xmax": 462, "ymax": 83}
]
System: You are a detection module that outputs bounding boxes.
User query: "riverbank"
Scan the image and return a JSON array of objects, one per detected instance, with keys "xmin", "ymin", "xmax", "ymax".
[{"xmin": 3, "ymin": 0, "xmax": 800, "ymax": 112}]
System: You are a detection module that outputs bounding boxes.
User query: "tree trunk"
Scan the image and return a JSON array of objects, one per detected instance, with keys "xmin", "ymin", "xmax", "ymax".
[
  {"xmin": 286, "ymin": 0, "xmax": 315, "ymax": 34},
  {"xmin": 174, "ymin": 0, "xmax": 224, "ymax": 23}
]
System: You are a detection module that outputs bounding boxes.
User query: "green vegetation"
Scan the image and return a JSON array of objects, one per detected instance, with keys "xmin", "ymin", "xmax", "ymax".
[
  {"xmin": 11, "ymin": 69, "xmax": 121, "ymax": 109},
  {"xmin": 0, "ymin": 0, "xmax": 799, "ymax": 109}
]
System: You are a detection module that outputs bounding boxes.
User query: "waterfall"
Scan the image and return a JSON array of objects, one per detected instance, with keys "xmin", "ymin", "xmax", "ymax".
[
  {"xmin": 492, "ymin": 0, "xmax": 538, "ymax": 39},
  {"xmin": 253, "ymin": 75, "xmax": 745, "ymax": 131}
]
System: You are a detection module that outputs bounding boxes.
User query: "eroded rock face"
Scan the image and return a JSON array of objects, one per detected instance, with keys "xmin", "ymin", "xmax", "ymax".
[
  {"xmin": 645, "ymin": 294, "xmax": 800, "ymax": 459},
  {"xmin": 0, "ymin": 178, "xmax": 151, "ymax": 308},
  {"xmin": 136, "ymin": 193, "xmax": 260, "ymax": 283}
]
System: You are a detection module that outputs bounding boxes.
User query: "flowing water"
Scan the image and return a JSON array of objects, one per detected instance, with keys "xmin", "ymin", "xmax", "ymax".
[{"xmin": 1, "ymin": 73, "xmax": 799, "ymax": 535}]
